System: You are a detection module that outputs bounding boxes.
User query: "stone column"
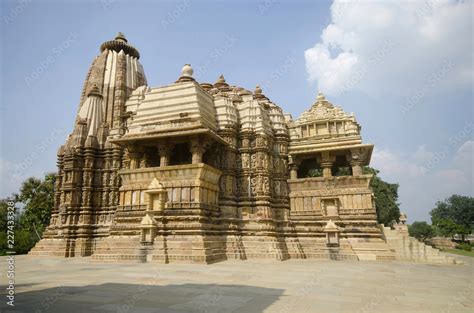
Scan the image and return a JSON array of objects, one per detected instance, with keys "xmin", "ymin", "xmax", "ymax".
[
  {"xmin": 350, "ymin": 148, "xmax": 365, "ymax": 176},
  {"xmin": 190, "ymin": 139, "xmax": 205, "ymax": 164},
  {"xmin": 320, "ymin": 152, "xmax": 334, "ymax": 178},
  {"xmin": 350, "ymin": 160, "xmax": 363, "ymax": 176},
  {"xmin": 290, "ymin": 164, "xmax": 298, "ymax": 179},
  {"xmin": 158, "ymin": 143, "xmax": 172, "ymax": 167},
  {"xmin": 288, "ymin": 155, "xmax": 299, "ymax": 179},
  {"xmin": 128, "ymin": 151, "xmax": 142, "ymax": 170}
]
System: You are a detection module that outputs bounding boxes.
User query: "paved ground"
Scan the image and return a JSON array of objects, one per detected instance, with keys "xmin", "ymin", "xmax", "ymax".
[{"xmin": 0, "ymin": 255, "xmax": 472, "ymax": 313}]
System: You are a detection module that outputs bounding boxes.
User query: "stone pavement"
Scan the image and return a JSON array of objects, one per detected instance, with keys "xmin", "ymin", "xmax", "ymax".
[{"xmin": 0, "ymin": 255, "xmax": 472, "ymax": 313}]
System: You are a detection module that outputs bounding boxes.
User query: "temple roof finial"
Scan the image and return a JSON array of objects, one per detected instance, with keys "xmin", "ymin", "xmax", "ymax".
[
  {"xmin": 100, "ymin": 32, "xmax": 140, "ymax": 59},
  {"xmin": 176, "ymin": 64, "xmax": 195, "ymax": 83},
  {"xmin": 87, "ymin": 84, "xmax": 102, "ymax": 97},
  {"xmin": 115, "ymin": 32, "xmax": 127, "ymax": 43},
  {"xmin": 214, "ymin": 74, "xmax": 230, "ymax": 91},
  {"xmin": 216, "ymin": 74, "xmax": 226, "ymax": 84},
  {"xmin": 181, "ymin": 64, "xmax": 193, "ymax": 78},
  {"xmin": 317, "ymin": 91, "xmax": 325, "ymax": 101}
]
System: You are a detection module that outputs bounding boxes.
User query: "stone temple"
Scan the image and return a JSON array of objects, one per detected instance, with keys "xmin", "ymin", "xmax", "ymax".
[{"xmin": 30, "ymin": 33, "xmax": 458, "ymax": 264}]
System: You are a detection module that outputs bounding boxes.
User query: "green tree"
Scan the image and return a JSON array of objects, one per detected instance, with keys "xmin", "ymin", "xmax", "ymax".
[
  {"xmin": 430, "ymin": 195, "xmax": 474, "ymax": 241},
  {"xmin": 363, "ymin": 167, "xmax": 401, "ymax": 225},
  {"xmin": 409, "ymin": 221, "xmax": 435, "ymax": 242},
  {"xmin": 1, "ymin": 173, "xmax": 57, "ymax": 255},
  {"xmin": 15, "ymin": 173, "xmax": 56, "ymax": 235},
  {"xmin": 307, "ymin": 168, "xmax": 323, "ymax": 177},
  {"xmin": 434, "ymin": 218, "xmax": 469, "ymax": 239}
]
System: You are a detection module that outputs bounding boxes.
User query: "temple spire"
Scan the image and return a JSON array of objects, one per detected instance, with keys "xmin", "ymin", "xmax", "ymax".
[{"xmin": 115, "ymin": 32, "xmax": 127, "ymax": 42}]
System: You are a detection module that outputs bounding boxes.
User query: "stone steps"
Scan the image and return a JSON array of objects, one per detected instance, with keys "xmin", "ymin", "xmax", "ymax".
[{"xmin": 381, "ymin": 227, "xmax": 461, "ymax": 264}]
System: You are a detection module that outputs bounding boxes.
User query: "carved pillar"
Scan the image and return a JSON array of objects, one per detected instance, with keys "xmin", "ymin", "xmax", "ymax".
[
  {"xmin": 350, "ymin": 160, "xmax": 363, "ymax": 176},
  {"xmin": 158, "ymin": 143, "xmax": 172, "ymax": 167},
  {"xmin": 320, "ymin": 151, "xmax": 334, "ymax": 178},
  {"xmin": 190, "ymin": 138, "xmax": 205, "ymax": 164},
  {"xmin": 80, "ymin": 146, "xmax": 94, "ymax": 225},
  {"xmin": 288, "ymin": 155, "xmax": 299, "ymax": 179},
  {"xmin": 128, "ymin": 151, "xmax": 142, "ymax": 169},
  {"xmin": 349, "ymin": 148, "xmax": 365, "ymax": 176},
  {"xmin": 290, "ymin": 164, "xmax": 298, "ymax": 179},
  {"xmin": 239, "ymin": 131, "xmax": 252, "ymax": 198},
  {"xmin": 140, "ymin": 151, "xmax": 150, "ymax": 168}
]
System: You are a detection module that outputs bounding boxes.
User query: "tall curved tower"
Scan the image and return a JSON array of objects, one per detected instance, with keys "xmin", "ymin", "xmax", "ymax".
[{"xmin": 31, "ymin": 33, "xmax": 147, "ymax": 257}]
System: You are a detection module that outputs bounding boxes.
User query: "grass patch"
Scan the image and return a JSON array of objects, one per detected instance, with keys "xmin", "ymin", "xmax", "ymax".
[{"xmin": 443, "ymin": 249, "xmax": 474, "ymax": 258}]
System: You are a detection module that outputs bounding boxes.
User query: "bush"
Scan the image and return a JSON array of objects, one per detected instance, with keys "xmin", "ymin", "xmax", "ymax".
[
  {"xmin": 408, "ymin": 221, "xmax": 435, "ymax": 242},
  {"xmin": 456, "ymin": 243, "xmax": 472, "ymax": 251}
]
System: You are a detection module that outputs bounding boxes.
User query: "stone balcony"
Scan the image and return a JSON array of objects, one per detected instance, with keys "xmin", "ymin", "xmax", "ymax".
[
  {"xmin": 287, "ymin": 174, "xmax": 373, "ymax": 192},
  {"xmin": 287, "ymin": 174, "xmax": 375, "ymax": 216},
  {"xmin": 118, "ymin": 163, "xmax": 222, "ymax": 211}
]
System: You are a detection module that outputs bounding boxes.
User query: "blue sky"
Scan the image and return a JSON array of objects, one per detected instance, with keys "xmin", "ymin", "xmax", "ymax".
[{"xmin": 1, "ymin": 0, "xmax": 472, "ymax": 222}]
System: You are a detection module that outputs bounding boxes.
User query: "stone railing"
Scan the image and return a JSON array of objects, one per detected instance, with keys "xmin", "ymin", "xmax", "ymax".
[
  {"xmin": 118, "ymin": 163, "xmax": 221, "ymax": 210},
  {"xmin": 288, "ymin": 174, "xmax": 374, "ymax": 214},
  {"xmin": 288, "ymin": 174, "xmax": 372, "ymax": 191}
]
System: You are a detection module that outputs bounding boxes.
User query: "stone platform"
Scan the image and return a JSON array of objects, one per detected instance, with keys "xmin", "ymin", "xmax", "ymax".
[{"xmin": 1, "ymin": 255, "xmax": 472, "ymax": 313}]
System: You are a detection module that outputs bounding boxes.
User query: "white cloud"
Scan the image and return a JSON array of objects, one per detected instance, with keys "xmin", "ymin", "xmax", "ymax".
[
  {"xmin": 413, "ymin": 144, "xmax": 435, "ymax": 163},
  {"xmin": 305, "ymin": 0, "xmax": 472, "ymax": 97},
  {"xmin": 454, "ymin": 140, "xmax": 473, "ymax": 171},
  {"xmin": 0, "ymin": 158, "xmax": 22, "ymax": 198},
  {"xmin": 436, "ymin": 169, "xmax": 469, "ymax": 186},
  {"xmin": 371, "ymin": 148, "xmax": 426, "ymax": 177},
  {"xmin": 371, "ymin": 140, "xmax": 473, "ymax": 222}
]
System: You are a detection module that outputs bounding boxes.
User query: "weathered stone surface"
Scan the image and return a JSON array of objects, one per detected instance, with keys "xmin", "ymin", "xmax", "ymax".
[{"xmin": 29, "ymin": 34, "xmax": 451, "ymax": 264}]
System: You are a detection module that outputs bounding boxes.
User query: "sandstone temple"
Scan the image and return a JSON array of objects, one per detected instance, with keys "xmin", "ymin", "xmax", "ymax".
[{"xmin": 30, "ymin": 33, "xmax": 459, "ymax": 264}]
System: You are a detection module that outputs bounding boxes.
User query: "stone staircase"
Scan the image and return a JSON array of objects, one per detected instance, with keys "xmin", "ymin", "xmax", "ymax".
[{"xmin": 381, "ymin": 226, "xmax": 462, "ymax": 264}]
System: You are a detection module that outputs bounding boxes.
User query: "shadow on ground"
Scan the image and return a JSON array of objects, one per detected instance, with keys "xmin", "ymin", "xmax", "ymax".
[{"xmin": 3, "ymin": 283, "xmax": 284, "ymax": 313}]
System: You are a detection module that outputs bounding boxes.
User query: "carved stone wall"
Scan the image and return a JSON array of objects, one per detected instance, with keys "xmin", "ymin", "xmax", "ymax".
[{"xmin": 30, "ymin": 35, "xmax": 396, "ymax": 263}]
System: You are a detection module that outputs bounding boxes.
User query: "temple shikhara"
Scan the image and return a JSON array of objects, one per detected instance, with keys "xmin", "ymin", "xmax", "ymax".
[{"xmin": 30, "ymin": 33, "xmax": 457, "ymax": 264}]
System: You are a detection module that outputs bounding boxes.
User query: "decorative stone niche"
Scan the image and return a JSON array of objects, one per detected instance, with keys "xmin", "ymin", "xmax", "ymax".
[
  {"xmin": 321, "ymin": 197, "xmax": 340, "ymax": 217},
  {"xmin": 139, "ymin": 178, "xmax": 168, "ymax": 244},
  {"xmin": 324, "ymin": 220, "xmax": 340, "ymax": 246},
  {"xmin": 140, "ymin": 214, "xmax": 156, "ymax": 243}
]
